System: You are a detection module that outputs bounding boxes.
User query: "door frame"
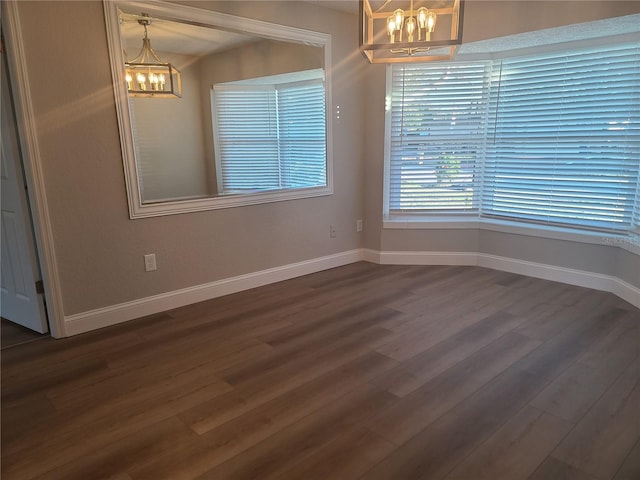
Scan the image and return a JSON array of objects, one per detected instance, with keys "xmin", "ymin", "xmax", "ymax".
[{"xmin": 2, "ymin": 1, "xmax": 65, "ymax": 338}]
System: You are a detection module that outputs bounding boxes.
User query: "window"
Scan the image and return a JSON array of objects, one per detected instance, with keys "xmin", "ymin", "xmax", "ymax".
[
  {"xmin": 387, "ymin": 62, "xmax": 492, "ymax": 212},
  {"xmin": 386, "ymin": 42, "xmax": 640, "ymax": 234},
  {"xmin": 212, "ymin": 70, "xmax": 327, "ymax": 194}
]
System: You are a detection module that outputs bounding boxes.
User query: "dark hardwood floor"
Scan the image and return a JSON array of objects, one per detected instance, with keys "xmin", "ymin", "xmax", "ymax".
[
  {"xmin": 2, "ymin": 262, "xmax": 639, "ymax": 480},
  {"xmin": 1, "ymin": 318, "xmax": 47, "ymax": 350}
]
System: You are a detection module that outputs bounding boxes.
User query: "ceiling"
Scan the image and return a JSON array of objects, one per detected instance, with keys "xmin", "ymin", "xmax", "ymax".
[
  {"xmin": 303, "ymin": 0, "xmax": 358, "ymax": 14},
  {"xmin": 120, "ymin": 12, "xmax": 256, "ymax": 58},
  {"xmin": 120, "ymin": 2, "xmax": 358, "ymax": 59}
]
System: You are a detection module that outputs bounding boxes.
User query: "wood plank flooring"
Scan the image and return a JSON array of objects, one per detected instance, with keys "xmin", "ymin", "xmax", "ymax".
[
  {"xmin": 2, "ymin": 263, "xmax": 639, "ymax": 480},
  {"xmin": 1, "ymin": 318, "xmax": 47, "ymax": 350}
]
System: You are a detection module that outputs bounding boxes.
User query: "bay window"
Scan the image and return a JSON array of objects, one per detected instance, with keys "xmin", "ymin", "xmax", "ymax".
[{"xmin": 386, "ymin": 42, "xmax": 640, "ymax": 235}]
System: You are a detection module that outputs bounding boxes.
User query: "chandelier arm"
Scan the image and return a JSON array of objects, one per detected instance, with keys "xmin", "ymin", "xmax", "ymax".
[
  {"xmin": 128, "ymin": 38, "xmax": 164, "ymax": 64},
  {"xmin": 127, "ymin": 17, "xmax": 164, "ymax": 65},
  {"xmin": 128, "ymin": 43, "xmax": 148, "ymax": 63},
  {"xmin": 143, "ymin": 40, "xmax": 164, "ymax": 63}
]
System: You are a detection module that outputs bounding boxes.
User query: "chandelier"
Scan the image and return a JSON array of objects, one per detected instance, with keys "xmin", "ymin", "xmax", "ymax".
[
  {"xmin": 125, "ymin": 16, "xmax": 182, "ymax": 98},
  {"xmin": 360, "ymin": 0, "xmax": 465, "ymax": 63}
]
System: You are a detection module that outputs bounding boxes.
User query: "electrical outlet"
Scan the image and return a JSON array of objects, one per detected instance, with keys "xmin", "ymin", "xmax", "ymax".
[
  {"xmin": 329, "ymin": 224, "xmax": 337, "ymax": 238},
  {"xmin": 356, "ymin": 219, "xmax": 363, "ymax": 232},
  {"xmin": 144, "ymin": 253, "xmax": 157, "ymax": 272}
]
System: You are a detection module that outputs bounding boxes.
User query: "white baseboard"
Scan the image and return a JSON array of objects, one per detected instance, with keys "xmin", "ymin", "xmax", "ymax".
[
  {"xmin": 375, "ymin": 250, "xmax": 640, "ymax": 309},
  {"xmin": 611, "ymin": 278, "xmax": 640, "ymax": 309},
  {"xmin": 64, "ymin": 247, "xmax": 639, "ymax": 337},
  {"xmin": 361, "ymin": 248, "xmax": 381, "ymax": 263},
  {"xmin": 64, "ymin": 249, "xmax": 364, "ymax": 336},
  {"xmin": 476, "ymin": 253, "xmax": 616, "ymax": 291},
  {"xmin": 378, "ymin": 250, "xmax": 478, "ymax": 266},
  {"xmin": 480, "ymin": 253, "xmax": 639, "ymax": 309}
]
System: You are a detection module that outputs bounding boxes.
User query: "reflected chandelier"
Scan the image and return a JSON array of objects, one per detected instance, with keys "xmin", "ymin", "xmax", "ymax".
[
  {"xmin": 125, "ymin": 16, "xmax": 182, "ymax": 98},
  {"xmin": 360, "ymin": 0, "xmax": 465, "ymax": 63}
]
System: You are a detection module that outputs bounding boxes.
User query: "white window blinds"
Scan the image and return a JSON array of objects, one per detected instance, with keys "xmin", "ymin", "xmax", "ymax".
[
  {"xmin": 212, "ymin": 75, "xmax": 326, "ymax": 194},
  {"xmin": 277, "ymin": 81, "xmax": 327, "ymax": 189},
  {"xmin": 388, "ymin": 63, "xmax": 492, "ymax": 212},
  {"xmin": 387, "ymin": 42, "xmax": 640, "ymax": 234},
  {"xmin": 482, "ymin": 44, "xmax": 640, "ymax": 232},
  {"xmin": 213, "ymin": 86, "xmax": 280, "ymax": 191}
]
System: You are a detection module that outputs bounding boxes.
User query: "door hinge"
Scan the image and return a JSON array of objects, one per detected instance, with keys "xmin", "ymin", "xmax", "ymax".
[{"xmin": 35, "ymin": 280, "xmax": 44, "ymax": 294}]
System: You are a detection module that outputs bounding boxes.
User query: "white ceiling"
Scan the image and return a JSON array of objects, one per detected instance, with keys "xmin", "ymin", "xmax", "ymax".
[
  {"xmin": 303, "ymin": 0, "xmax": 358, "ymax": 14},
  {"xmin": 121, "ymin": 2, "xmax": 358, "ymax": 59},
  {"xmin": 120, "ymin": 12, "xmax": 255, "ymax": 58}
]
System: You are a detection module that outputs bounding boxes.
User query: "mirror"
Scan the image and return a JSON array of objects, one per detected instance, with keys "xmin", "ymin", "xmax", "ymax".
[{"xmin": 104, "ymin": 1, "xmax": 333, "ymax": 218}]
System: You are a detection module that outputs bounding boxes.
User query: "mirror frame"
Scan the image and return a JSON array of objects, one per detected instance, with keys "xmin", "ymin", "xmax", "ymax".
[{"xmin": 104, "ymin": 0, "xmax": 333, "ymax": 218}]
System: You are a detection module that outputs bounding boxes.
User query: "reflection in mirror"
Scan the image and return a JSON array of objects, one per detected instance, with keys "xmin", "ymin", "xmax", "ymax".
[
  {"xmin": 212, "ymin": 68, "xmax": 326, "ymax": 194},
  {"xmin": 104, "ymin": 1, "xmax": 332, "ymax": 217}
]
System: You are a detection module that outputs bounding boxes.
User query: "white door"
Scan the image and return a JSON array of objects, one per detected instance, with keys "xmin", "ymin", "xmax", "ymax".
[{"xmin": 0, "ymin": 43, "xmax": 48, "ymax": 333}]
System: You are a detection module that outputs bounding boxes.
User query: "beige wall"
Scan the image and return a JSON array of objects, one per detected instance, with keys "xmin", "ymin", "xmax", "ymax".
[
  {"xmin": 9, "ymin": 0, "xmax": 639, "ymax": 327},
  {"xmin": 462, "ymin": 0, "xmax": 640, "ymax": 43},
  {"xmin": 14, "ymin": 1, "xmax": 365, "ymax": 316}
]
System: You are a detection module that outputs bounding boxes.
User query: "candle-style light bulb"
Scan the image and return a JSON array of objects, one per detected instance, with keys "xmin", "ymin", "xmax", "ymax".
[
  {"xmin": 393, "ymin": 8, "xmax": 404, "ymax": 41},
  {"xmin": 406, "ymin": 16, "xmax": 416, "ymax": 43},
  {"xmin": 387, "ymin": 16, "xmax": 397, "ymax": 42},
  {"xmin": 393, "ymin": 9, "xmax": 404, "ymax": 32},
  {"xmin": 427, "ymin": 12, "xmax": 437, "ymax": 32},
  {"xmin": 149, "ymin": 73, "xmax": 158, "ymax": 90},
  {"xmin": 137, "ymin": 73, "xmax": 146, "ymax": 90},
  {"xmin": 417, "ymin": 7, "xmax": 428, "ymax": 28},
  {"xmin": 158, "ymin": 74, "xmax": 166, "ymax": 90},
  {"xmin": 125, "ymin": 73, "xmax": 133, "ymax": 90},
  {"xmin": 421, "ymin": 12, "xmax": 435, "ymax": 41},
  {"xmin": 417, "ymin": 7, "xmax": 427, "ymax": 41}
]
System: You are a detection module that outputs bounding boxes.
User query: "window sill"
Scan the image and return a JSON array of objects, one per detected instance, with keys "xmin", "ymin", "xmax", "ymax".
[{"xmin": 383, "ymin": 216, "xmax": 640, "ymax": 255}]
